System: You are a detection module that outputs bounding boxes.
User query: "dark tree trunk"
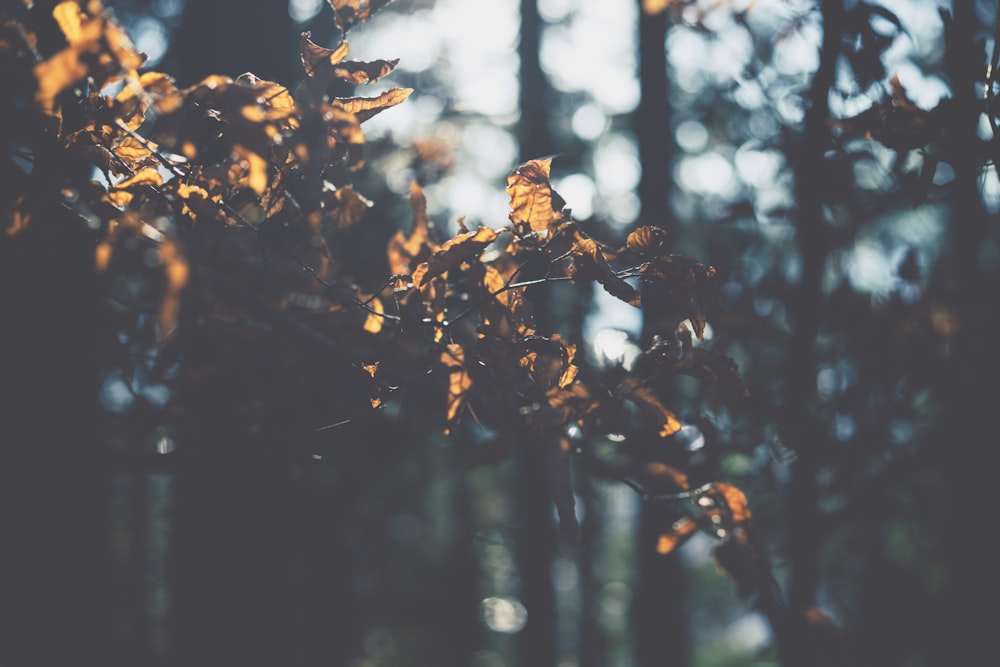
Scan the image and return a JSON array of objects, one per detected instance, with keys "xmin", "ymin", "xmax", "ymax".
[
  {"xmin": 514, "ymin": 3, "xmax": 559, "ymax": 665},
  {"xmin": 514, "ymin": 435, "xmax": 559, "ymax": 667},
  {"xmin": 518, "ymin": 0, "xmax": 554, "ymax": 163},
  {"xmin": 0, "ymin": 166, "xmax": 111, "ymax": 665},
  {"xmin": 932, "ymin": 3, "xmax": 997, "ymax": 664},
  {"xmin": 784, "ymin": 0, "xmax": 844, "ymax": 663},
  {"xmin": 631, "ymin": 5, "xmax": 690, "ymax": 666},
  {"xmin": 176, "ymin": 0, "xmax": 301, "ymax": 87}
]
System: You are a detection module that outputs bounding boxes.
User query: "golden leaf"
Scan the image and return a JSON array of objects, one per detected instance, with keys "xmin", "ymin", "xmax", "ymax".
[
  {"xmin": 157, "ymin": 238, "xmax": 188, "ymax": 339},
  {"xmin": 506, "ymin": 158, "xmax": 566, "ymax": 238},
  {"xmin": 6, "ymin": 196, "xmax": 30, "ymax": 237},
  {"xmin": 645, "ymin": 461, "xmax": 690, "ymax": 490},
  {"xmin": 387, "ymin": 181, "xmax": 435, "ymax": 275},
  {"xmin": 328, "ymin": 0, "xmax": 393, "ymax": 32},
  {"xmin": 107, "ymin": 166, "xmax": 163, "ymax": 207},
  {"xmin": 656, "ymin": 517, "xmax": 698, "ymax": 554},
  {"xmin": 618, "ymin": 377, "xmax": 681, "ymax": 437},
  {"xmin": 332, "ymin": 87, "xmax": 412, "ymax": 123},
  {"xmin": 332, "ymin": 58, "xmax": 399, "ymax": 85},
  {"xmin": 300, "ymin": 32, "xmax": 350, "ymax": 76},
  {"xmin": 52, "ymin": 1, "xmax": 86, "ymax": 44},
  {"xmin": 440, "ymin": 343, "xmax": 472, "ymax": 431},
  {"xmin": 625, "ymin": 225, "xmax": 668, "ymax": 256},
  {"xmin": 414, "ymin": 226, "xmax": 498, "ymax": 287},
  {"xmin": 708, "ymin": 482, "xmax": 752, "ymax": 523},
  {"xmin": 569, "ymin": 234, "xmax": 641, "ymax": 307},
  {"xmin": 362, "ymin": 297, "xmax": 384, "ymax": 334},
  {"xmin": 323, "ymin": 184, "xmax": 372, "ymax": 229}
]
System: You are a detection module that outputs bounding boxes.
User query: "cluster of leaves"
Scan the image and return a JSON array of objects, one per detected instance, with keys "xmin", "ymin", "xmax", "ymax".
[{"xmin": 2, "ymin": 0, "xmax": 752, "ymax": 558}]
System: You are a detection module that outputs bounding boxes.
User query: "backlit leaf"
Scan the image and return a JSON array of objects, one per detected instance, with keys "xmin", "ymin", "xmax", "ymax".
[
  {"xmin": 625, "ymin": 225, "xmax": 668, "ymax": 257},
  {"xmin": 440, "ymin": 343, "xmax": 472, "ymax": 432},
  {"xmin": 328, "ymin": 0, "xmax": 393, "ymax": 33},
  {"xmin": 387, "ymin": 181, "xmax": 436, "ymax": 275},
  {"xmin": 157, "ymin": 237, "xmax": 188, "ymax": 339},
  {"xmin": 52, "ymin": 1, "xmax": 85, "ymax": 44},
  {"xmin": 644, "ymin": 461, "xmax": 690, "ymax": 490},
  {"xmin": 300, "ymin": 32, "xmax": 349, "ymax": 76},
  {"xmin": 323, "ymin": 184, "xmax": 372, "ymax": 229},
  {"xmin": 506, "ymin": 158, "xmax": 566, "ymax": 238},
  {"xmin": 568, "ymin": 234, "xmax": 641, "ymax": 307},
  {"xmin": 332, "ymin": 58, "xmax": 399, "ymax": 85},
  {"xmin": 6, "ymin": 195, "xmax": 30, "ymax": 237},
  {"xmin": 362, "ymin": 296, "xmax": 384, "ymax": 334},
  {"xmin": 107, "ymin": 166, "xmax": 163, "ymax": 207},
  {"xmin": 617, "ymin": 377, "xmax": 681, "ymax": 437},
  {"xmin": 656, "ymin": 517, "xmax": 698, "ymax": 554},
  {"xmin": 332, "ymin": 87, "xmax": 412, "ymax": 123},
  {"xmin": 413, "ymin": 226, "xmax": 497, "ymax": 287}
]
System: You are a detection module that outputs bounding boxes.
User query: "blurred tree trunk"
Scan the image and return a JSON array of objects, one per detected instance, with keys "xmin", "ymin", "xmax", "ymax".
[
  {"xmin": 514, "ymin": 2, "xmax": 558, "ymax": 665},
  {"xmin": 631, "ymin": 4, "xmax": 690, "ymax": 666},
  {"xmin": 933, "ymin": 3, "xmax": 997, "ymax": 664},
  {"xmin": 0, "ymin": 148, "xmax": 111, "ymax": 665},
  {"xmin": 176, "ymin": 0, "xmax": 300, "ymax": 87},
  {"xmin": 577, "ymin": 472, "xmax": 606, "ymax": 667},
  {"xmin": 784, "ymin": 0, "xmax": 843, "ymax": 663}
]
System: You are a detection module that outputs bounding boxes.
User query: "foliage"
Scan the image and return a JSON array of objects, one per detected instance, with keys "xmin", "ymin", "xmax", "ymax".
[{"xmin": 2, "ymin": 0, "xmax": 754, "ymax": 598}]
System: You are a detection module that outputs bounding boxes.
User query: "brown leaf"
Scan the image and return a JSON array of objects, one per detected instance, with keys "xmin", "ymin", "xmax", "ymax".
[
  {"xmin": 157, "ymin": 237, "xmax": 188, "ymax": 339},
  {"xmin": 440, "ymin": 343, "xmax": 472, "ymax": 432},
  {"xmin": 332, "ymin": 58, "xmax": 399, "ymax": 85},
  {"xmin": 697, "ymin": 482, "xmax": 752, "ymax": 523},
  {"xmin": 413, "ymin": 226, "xmax": 498, "ymax": 287},
  {"xmin": 675, "ymin": 324, "xmax": 749, "ymax": 396},
  {"xmin": 6, "ymin": 195, "xmax": 30, "ymax": 238},
  {"xmin": 638, "ymin": 254, "xmax": 715, "ymax": 339},
  {"xmin": 542, "ymin": 380, "xmax": 600, "ymax": 432},
  {"xmin": 52, "ymin": 1, "xmax": 85, "ymax": 44},
  {"xmin": 332, "ymin": 87, "xmax": 412, "ymax": 123},
  {"xmin": 328, "ymin": 0, "xmax": 393, "ymax": 33},
  {"xmin": 107, "ymin": 166, "xmax": 163, "ymax": 208},
  {"xmin": 625, "ymin": 225, "xmax": 668, "ymax": 257},
  {"xmin": 656, "ymin": 517, "xmax": 698, "ymax": 554},
  {"xmin": 569, "ymin": 234, "xmax": 641, "ymax": 307},
  {"xmin": 300, "ymin": 32, "xmax": 350, "ymax": 76},
  {"xmin": 506, "ymin": 158, "xmax": 567, "ymax": 238},
  {"xmin": 322, "ymin": 184, "xmax": 372, "ymax": 229},
  {"xmin": 362, "ymin": 296, "xmax": 384, "ymax": 334},
  {"xmin": 617, "ymin": 377, "xmax": 681, "ymax": 437},
  {"xmin": 518, "ymin": 335, "xmax": 578, "ymax": 390},
  {"xmin": 644, "ymin": 461, "xmax": 690, "ymax": 490},
  {"xmin": 387, "ymin": 181, "xmax": 436, "ymax": 275}
]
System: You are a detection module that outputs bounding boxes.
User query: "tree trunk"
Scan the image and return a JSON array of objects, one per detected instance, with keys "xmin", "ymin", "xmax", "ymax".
[
  {"xmin": 784, "ymin": 0, "xmax": 844, "ymax": 663},
  {"xmin": 632, "ymin": 4, "xmax": 690, "ymax": 666}
]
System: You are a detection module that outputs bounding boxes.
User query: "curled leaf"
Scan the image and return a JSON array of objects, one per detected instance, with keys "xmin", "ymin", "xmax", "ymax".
[
  {"xmin": 506, "ymin": 158, "xmax": 566, "ymax": 238},
  {"xmin": 413, "ymin": 226, "xmax": 498, "ymax": 287},
  {"xmin": 328, "ymin": 0, "xmax": 393, "ymax": 33},
  {"xmin": 387, "ymin": 181, "xmax": 436, "ymax": 275},
  {"xmin": 568, "ymin": 234, "xmax": 641, "ymax": 307},
  {"xmin": 440, "ymin": 343, "xmax": 473, "ymax": 432},
  {"xmin": 332, "ymin": 87, "xmax": 413, "ymax": 123},
  {"xmin": 332, "ymin": 58, "xmax": 399, "ymax": 85},
  {"xmin": 300, "ymin": 32, "xmax": 350, "ymax": 76}
]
